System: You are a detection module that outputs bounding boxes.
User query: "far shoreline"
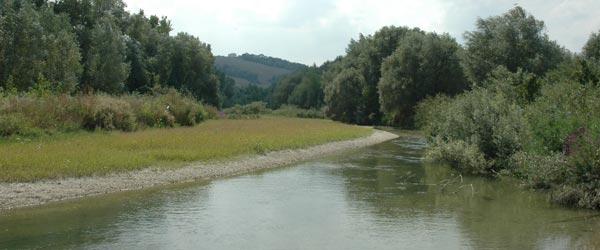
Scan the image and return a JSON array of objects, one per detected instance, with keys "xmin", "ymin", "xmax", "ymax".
[{"xmin": 0, "ymin": 130, "xmax": 398, "ymax": 211}]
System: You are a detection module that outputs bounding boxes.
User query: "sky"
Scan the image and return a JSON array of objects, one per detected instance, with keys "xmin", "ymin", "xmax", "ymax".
[{"xmin": 125, "ymin": 0, "xmax": 600, "ymax": 65}]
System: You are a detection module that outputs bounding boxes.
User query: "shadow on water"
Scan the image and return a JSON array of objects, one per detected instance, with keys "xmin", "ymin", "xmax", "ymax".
[{"xmin": 1, "ymin": 132, "xmax": 599, "ymax": 249}]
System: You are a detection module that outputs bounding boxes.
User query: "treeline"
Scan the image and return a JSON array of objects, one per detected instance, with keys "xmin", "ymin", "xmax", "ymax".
[
  {"xmin": 264, "ymin": 26, "xmax": 470, "ymax": 126},
  {"xmin": 413, "ymin": 7, "xmax": 600, "ymax": 209},
  {"xmin": 259, "ymin": 6, "xmax": 600, "ymax": 209},
  {"xmin": 236, "ymin": 53, "xmax": 306, "ymax": 72},
  {"xmin": 0, "ymin": 0, "xmax": 220, "ymax": 106}
]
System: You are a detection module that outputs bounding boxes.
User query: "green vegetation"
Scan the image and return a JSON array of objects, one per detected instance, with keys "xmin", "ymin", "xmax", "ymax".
[
  {"xmin": 0, "ymin": 88, "xmax": 207, "ymax": 137},
  {"xmin": 415, "ymin": 7, "xmax": 600, "ymax": 209},
  {"xmin": 1, "ymin": 0, "xmax": 219, "ymax": 105},
  {"xmin": 214, "ymin": 54, "xmax": 304, "ymax": 87},
  {"xmin": 0, "ymin": 117, "xmax": 371, "ymax": 182},
  {"xmin": 2, "ymin": 1, "xmax": 600, "ymax": 210}
]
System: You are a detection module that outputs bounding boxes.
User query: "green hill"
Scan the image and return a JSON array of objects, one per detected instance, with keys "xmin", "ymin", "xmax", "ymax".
[{"xmin": 215, "ymin": 53, "xmax": 307, "ymax": 87}]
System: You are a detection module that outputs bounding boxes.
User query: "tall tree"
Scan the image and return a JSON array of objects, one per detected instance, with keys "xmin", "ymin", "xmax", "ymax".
[
  {"xmin": 324, "ymin": 68, "xmax": 366, "ymax": 124},
  {"xmin": 87, "ymin": 16, "xmax": 129, "ymax": 93},
  {"xmin": 0, "ymin": 1, "xmax": 81, "ymax": 92},
  {"xmin": 378, "ymin": 32, "xmax": 467, "ymax": 127},
  {"xmin": 158, "ymin": 33, "xmax": 219, "ymax": 106},
  {"xmin": 323, "ymin": 26, "xmax": 423, "ymax": 124},
  {"xmin": 463, "ymin": 6, "xmax": 566, "ymax": 85},
  {"xmin": 583, "ymin": 31, "xmax": 600, "ymax": 61}
]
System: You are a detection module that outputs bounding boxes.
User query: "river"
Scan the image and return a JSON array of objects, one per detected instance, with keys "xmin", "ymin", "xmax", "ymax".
[{"xmin": 1, "ymin": 133, "xmax": 599, "ymax": 249}]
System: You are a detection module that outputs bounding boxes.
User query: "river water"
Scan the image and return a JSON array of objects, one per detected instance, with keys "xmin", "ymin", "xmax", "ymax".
[{"xmin": 1, "ymin": 134, "xmax": 599, "ymax": 249}]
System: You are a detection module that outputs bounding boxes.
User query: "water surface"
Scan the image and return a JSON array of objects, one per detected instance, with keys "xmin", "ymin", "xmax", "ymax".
[{"xmin": 1, "ymin": 134, "xmax": 599, "ymax": 249}]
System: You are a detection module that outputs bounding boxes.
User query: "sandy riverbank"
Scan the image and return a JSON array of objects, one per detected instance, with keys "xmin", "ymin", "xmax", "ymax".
[{"xmin": 0, "ymin": 130, "xmax": 398, "ymax": 211}]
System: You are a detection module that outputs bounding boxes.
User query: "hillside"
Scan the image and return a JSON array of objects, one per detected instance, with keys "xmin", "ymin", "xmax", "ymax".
[{"xmin": 215, "ymin": 54, "xmax": 307, "ymax": 87}]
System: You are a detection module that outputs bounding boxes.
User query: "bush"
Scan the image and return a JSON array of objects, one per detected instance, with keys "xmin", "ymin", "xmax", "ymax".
[
  {"xmin": 0, "ymin": 113, "xmax": 41, "ymax": 137},
  {"xmin": 204, "ymin": 105, "xmax": 220, "ymax": 120},
  {"xmin": 82, "ymin": 96, "xmax": 136, "ymax": 131},
  {"xmin": 224, "ymin": 102, "xmax": 270, "ymax": 119},
  {"xmin": 426, "ymin": 138, "xmax": 491, "ymax": 175},
  {"xmin": 559, "ymin": 137, "xmax": 600, "ymax": 209},
  {"xmin": 511, "ymin": 151, "xmax": 568, "ymax": 189},
  {"xmin": 272, "ymin": 105, "xmax": 325, "ymax": 119},
  {"xmin": 526, "ymin": 80, "xmax": 600, "ymax": 153},
  {"xmin": 0, "ymin": 89, "xmax": 209, "ymax": 137},
  {"xmin": 416, "ymin": 88, "xmax": 530, "ymax": 175},
  {"xmin": 160, "ymin": 89, "xmax": 208, "ymax": 126},
  {"xmin": 127, "ymin": 97, "xmax": 175, "ymax": 128}
]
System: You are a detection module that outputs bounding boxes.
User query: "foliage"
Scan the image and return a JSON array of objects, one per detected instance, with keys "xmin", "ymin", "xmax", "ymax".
[
  {"xmin": 214, "ymin": 54, "xmax": 304, "ymax": 87},
  {"xmin": 0, "ymin": 1, "xmax": 82, "ymax": 93},
  {"xmin": 525, "ymin": 78, "xmax": 600, "ymax": 153},
  {"xmin": 82, "ymin": 96, "xmax": 136, "ymax": 131},
  {"xmin": 0, "ymin": 118, "xmax": 372, "ymax": 182},
  {"xmin": 378, "ymin": 32, "xmax": 467, "ymax": 127},
  {"xmin": 462, "ymin": 6, "xmax": 566, "ymax": 85},
  {"xmin": 0, "ymin": 89, "xmax": 207, "ymax": 137},
  {"xmin": 86, "ymin": 16, "xmax": 130, "ymax": 93},
  {"xmin": 417, "ymin": 88, "xmax": 530, "ymax": 174},
  {"xmin": 272, "ymin": 105, "xmax": 325, "ymax": 119},
  {"xmin": 223, "ymin": 102, "xmax": 270, "ymax": 119},
  {"xmin": 0, "ymin": 0, "xmax": 220, "ymax": 104},
  {"xmin": 324, "ymin": 68, "xmax": 366, "ymax": 124},
  {"xmin": 323, "ymin": 26, "xmax": 424, "ymax": 125},
  {"xmin": 273, "ymin": 67, "xmax": 323, "ymax": 109},
  {"xmin": 426, "ymin": 138, "xmax": 491, "ymax": 175},
  {"xmin": 583, "ymin": 31, "xmax": 600, "ymax": 61},
  {"xmin": 238, "ymin": 53, "xmax": 307, "ymax": 71}
]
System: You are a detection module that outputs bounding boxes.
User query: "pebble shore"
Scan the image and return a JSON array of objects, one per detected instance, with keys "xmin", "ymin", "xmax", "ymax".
[{"xmin": 0, "ymin": 130, "xmax": 398, "ymax": 211}]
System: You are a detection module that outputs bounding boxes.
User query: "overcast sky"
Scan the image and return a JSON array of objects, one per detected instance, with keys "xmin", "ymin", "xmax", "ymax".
[{"xmin": 125, "ymin": 0, "xmax": 600, "ymax": 65}]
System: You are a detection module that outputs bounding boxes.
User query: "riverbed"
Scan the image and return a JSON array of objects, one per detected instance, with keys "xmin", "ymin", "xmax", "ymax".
[{"xmin": 1, "ymin": 134, "xmax": 599, "ymax": 249}]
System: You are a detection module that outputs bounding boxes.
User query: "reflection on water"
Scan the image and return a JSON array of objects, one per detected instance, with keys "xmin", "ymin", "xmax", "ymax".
[{"xmin": 1, "ymin": 134, "xmax": 599, "ymax": 249}]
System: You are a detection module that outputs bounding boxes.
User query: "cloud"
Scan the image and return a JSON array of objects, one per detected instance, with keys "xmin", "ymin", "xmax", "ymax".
[{"xmin": 125, "ymin": 0, "xmax": 600, "ymax": 65}]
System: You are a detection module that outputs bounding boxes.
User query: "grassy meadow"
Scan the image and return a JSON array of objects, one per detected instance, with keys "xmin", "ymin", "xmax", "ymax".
[{"xmin": 0, "ymin": 117, "xmax": 372, "ymax": 182}]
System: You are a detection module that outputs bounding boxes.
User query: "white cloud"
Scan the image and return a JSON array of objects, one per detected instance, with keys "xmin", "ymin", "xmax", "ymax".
[{"xmin": 124, "ymin": 0, "xmax": 600, "ymax": 65}]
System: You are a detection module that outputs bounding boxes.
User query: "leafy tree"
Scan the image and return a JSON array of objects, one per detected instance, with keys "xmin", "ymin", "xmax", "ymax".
[
  {"xmin": 288, "ymin": 68, "xmax": 323, "ymax": 109},
  {"xmin": 463, "ymin": 6, "xmax": 566, "ymax": 85},
  {"xmin": 0, "ymin": 1, "xmax": 81, "ymax": 92},
  {"xmin": 87, "ymin": 16, "xmax": 130, "ymax": 93},
  {"xmin": 323, "ymin": 26, "xmax": 423, "ymax": 124},
  {"xmin": 157, "ymin": 33, "xmax": 219, "ymax": 106},
  {"xmin": 583, "ymin": 31, "xmax": 600, "ymax": 61},
  {"xmin": 324, "ymin": 68, "xmax": 366, "ymax": 124},
  {"xmin": 217, "ymin": 70, "xmax": 236, "ymax": 108},
  {"xmin": 125, "ymin": 38, "xmax": 151, "ymax": 92},
  {"xmin": 0, "ymin": 1, "xmax": 45, "ymax": 91},
  {"xmin": 378, "ymin": 32, "xmax": 467, "ymax": 127}
]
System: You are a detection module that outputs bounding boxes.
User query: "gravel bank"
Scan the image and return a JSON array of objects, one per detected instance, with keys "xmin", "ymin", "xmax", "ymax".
[{"xmin": 0, "ymin": 130, "xmax": 398, "ymax": 211}]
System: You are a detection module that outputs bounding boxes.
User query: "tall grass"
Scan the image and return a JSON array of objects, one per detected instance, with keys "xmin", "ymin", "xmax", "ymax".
[
  {"xmin": 0, "ymin": 89, "xmax": 207, "ymax": 137},
  {"xmin": 0, "ymin": 117, "xmax": 372, "ymax": 182}
]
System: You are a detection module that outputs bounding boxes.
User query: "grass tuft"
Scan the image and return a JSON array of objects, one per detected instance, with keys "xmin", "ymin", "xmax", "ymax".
[{"xmin": 0, "ymin": 117, "xmax": 371, "ymax": 182}]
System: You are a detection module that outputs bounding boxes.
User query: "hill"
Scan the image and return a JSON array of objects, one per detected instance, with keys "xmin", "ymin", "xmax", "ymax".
[{"xmin": 215, "ymin": 53, "xmax": 307, "ymax": 87}]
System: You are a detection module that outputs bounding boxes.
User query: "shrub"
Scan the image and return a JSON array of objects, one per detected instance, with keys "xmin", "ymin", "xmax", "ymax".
[
  {"xmin": 204, "ymin": 105, "xmax": 220, "ymax": 120},
  {"xmin": 160, "ymin": 89, "xmax": 207, "ymax": 126},
  {"xmin": 82, "ymin": 96, "xmax": 136, "ymax": 131},
  {"xmin": 272, "ymin": 105, "xmax": 325, "ymax": 119},
  {"xmin": 223, "ymin": 102, "xmax": 270, "ymax": 119},
  {"xmin": 416, "ymin": 88, "xmax": 530, "ymax": 175},
  {"xmin": 526, "ymin": 80, "xmax": 600, "ymax": 153},
  {"xmin": 0, "ymin": 113, "xmax": 40, "ymax": 137},
  {"xmin": 128, "ymin": 97, "xmax": 175, "ymax": 128},
  {"xmin": 511, "ymin": 151, "xmax": 568, "ymax": 189},
  {"xmin": 0, "ymin": 89, "xmax": 209, "ymax": 137},
  {"xmin": 426, "ymin": 138, "xmax": 491, "ymax": 175},
  {"xmin": 559, "ymin": 137, "xmax": 600, "ymax": 209}
]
